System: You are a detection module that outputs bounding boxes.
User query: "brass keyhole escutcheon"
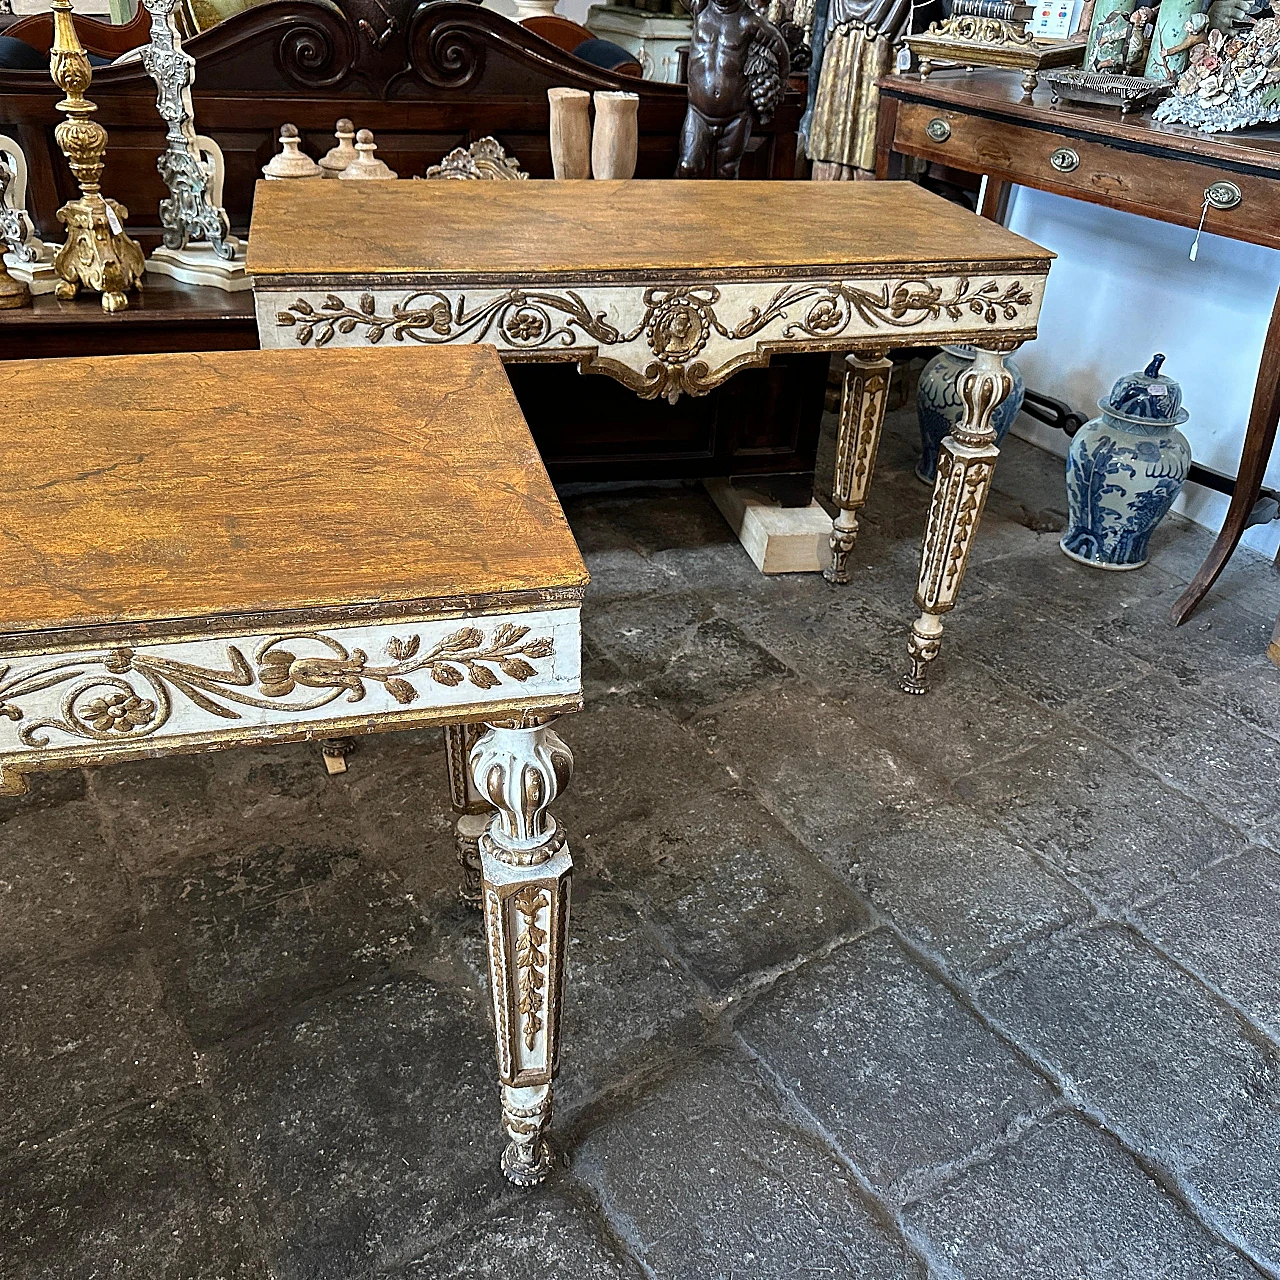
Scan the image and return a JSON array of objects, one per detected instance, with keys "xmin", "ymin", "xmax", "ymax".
[
  {"xmin": 925, "ymin": 117, "xmax": 952, "ymax": 143},
  {"xmin": 1205, "ymin": 181, "xmax": 1242, "ymax": 211},
  {"xmin": 1049, "ymin": 147, "xmax": 1080, "ymax": 173}
]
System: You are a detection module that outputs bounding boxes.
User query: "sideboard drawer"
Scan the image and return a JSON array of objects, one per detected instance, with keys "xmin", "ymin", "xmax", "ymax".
[{"xmin": 892, "ymin": 99, "xmax": 1280, "ymax": 249}]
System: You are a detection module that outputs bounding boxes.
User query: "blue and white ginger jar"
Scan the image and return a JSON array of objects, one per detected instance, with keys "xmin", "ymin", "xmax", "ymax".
[
  {"xmin": 1061, "ymin": 354, "xmax": 1192, "ymax": 571},
  {"xmin": 916, "ymin": 345, "xmax": 1025, "ymax": 483}
]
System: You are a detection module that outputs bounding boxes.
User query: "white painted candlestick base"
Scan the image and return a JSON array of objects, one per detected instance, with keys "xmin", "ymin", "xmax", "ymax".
[
  {"xmin": 705, "ymin": 478, "xmax": 834, "ymax": 574},
  {"xmin": 146, "ymin": 241, "xmax": 250, "ymax": 291},
  {"xmin": 3, "ymin": 251, "xmax": 57, "ymax": 295},
  {"xmin": 513, "ymin": 0, "xmax": 557, "ymax": 16}
]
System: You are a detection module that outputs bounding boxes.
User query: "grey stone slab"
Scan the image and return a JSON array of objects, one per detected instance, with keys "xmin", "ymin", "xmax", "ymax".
[
  {"xmin": 953, "ymin": 731, "xmax": 1254, "ymax": 908},
  {"xmin": 0, "ymin": 766, "xmax": 88, "ymax": 828},
  {"xmin": 0, "ymin": 1090, "xmax": 264, "ymax": 1280},
  {"xmin": 1073, "ymin": 676, "xmax": 1280, "ymax": 834},
  {"xmin": 1146, "ymin": 515, "xmax": 1280, "ymax": 623},
  {"xmin": 1181, "ymin": 1095, "xmax": 1280, "ymax": 1273},
  {"xmin": 1137, "ymin": 845, "xmax": 1280, "ymax": 1040},
  {"xmin": 573, "ymin": 1045, "xmax": 928, "ymax": 1280},
  {"xmin": 556, "ymin": 882, "xmax": 707, "ymax": 1116},
  {"xmin": 959, "ymin": 588, "xmax": 1150, "ymax": 710},
  {"xmin": 829, "ymin": 802, "xmax": 1093, "ymax": 978},
  {"xmin": 1203, "ymin": 659, "xmax": 1280, "ymax": 743},
  {"xmin": 906, "ymin": 1112, "xmax": 1260, "ymax": 1280},
  {"xmin": 694, "ymin": 682, "xmax": 937, "ymax": 855},
  {"xmin": 0, "ymin": 937, "xmax": 195, "ymax": 1152},
  {"xmin": 389, "ymin": 1181, "xmax": 645, "ymax": 1279},
  {"xmin": 739, "ymin": 930, "xmax": 1054, "ymax": 1192},
  {"xmin": 90, "ymin": 740, "xmax": 365, "ymax": 876},
  {"xmin": 977, "ymin": 924, "xmax": 1277, "ymax": 1171},
  {"xmin": 599, "ymin": 786, "xmax": 871, "ymax": 998},
  {"xmin": 0, "ymin": 800, "xmax": 132, "ymax": 970},
  {"xmin": 210, "ymin": 975, "xmax": 504, "ymax": 1280},
  {"xmin": 1085, "ymin": 586, "xmax": 1272, "ymax": 693},
  {"xmin": 141, "ymin": 834, "xmax": 428, "ymax": 1046}
]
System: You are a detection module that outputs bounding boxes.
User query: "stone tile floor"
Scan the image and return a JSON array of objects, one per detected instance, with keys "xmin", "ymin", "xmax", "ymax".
[{"xmin": 3, "ymin": 406, "xmax": 1280, "ymax": 1279}]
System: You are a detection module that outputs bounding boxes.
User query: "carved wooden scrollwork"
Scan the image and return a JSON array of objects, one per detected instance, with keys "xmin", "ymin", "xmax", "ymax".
[
  {"xmin": 277, "ymin": 9, "xmax": 355, "ymax": 89},
  {"xmin": 408, "ymin": 5, "xmax": 484, "ymax": 89}
]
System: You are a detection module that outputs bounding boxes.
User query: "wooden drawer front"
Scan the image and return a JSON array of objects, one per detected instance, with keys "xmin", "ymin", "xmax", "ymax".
[{"xmin": 893, "ymin": 99, "xmax": 1280, "ymax": 250}]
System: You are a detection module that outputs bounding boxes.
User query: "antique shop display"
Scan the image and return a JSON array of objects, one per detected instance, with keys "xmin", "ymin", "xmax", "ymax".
[
  {"xmin": 1144, "ymin": 0, "xmax": 1207, "ymax": 77},
  {"xmin": 247, "ymin": 179, "xmax": 1051, "ymax": 691},
  {"xmin": 0, "ymin": 135, "xmax": 56, "ymax": 296},
  {"xmin": 320, "ymin": 119, "xmax": 358, "ymax": 177},
  {"xmin": 586, "ymin": 3, "xmax": 693, "ymax": 82},
  {"xmin": 906, "ymin": 0, "xmax": 1085, "ymax": 97},
  {"xmin": 1154, "ymin": 18, "xmax": 1280, "ymax": 131},
  {"xmin": 140, "ymin": 0, "xmax": 246, "ymax": 291},
  {"xmin": 916, "ymin": 344, "xmax": 1025, "ymax": 483},
  {"xmin": 1061, "ymin": 353, "xmax": 1192, "ymax": 568},
  {"xmin": 262, "ymin": 124, "xmax": 321, "ymax": 180},
  {"xmin": 676, "ymin": 0, "xmax": 789, "ymax": 178},
  {"xmin": 593, "ymin": 90, "xmax": 640, "ymax": 180},
  {"xmin": 339, "ymin": 129, "xmax": 398, "ymax": 180},
  {"xmin": 548, "ymin": 87, "xmax": 592, "ymax": 179},
  {"xmin": 0, "ymin": 344, "xmax": 589, "ymax": 1187},
  {"xmin": 876, "ymin": 69, "xmax": 1277, "ymax": 623},
  {"xmin": 425, "ymin": 137, "xmax": 528, "ymax": 180},
  {"xmin": 47, "ymin": 0, "xmax": 145, "ymax": 312}
]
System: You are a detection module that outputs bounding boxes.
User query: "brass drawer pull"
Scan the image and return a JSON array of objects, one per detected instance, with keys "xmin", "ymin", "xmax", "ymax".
[
  {"xmin": 925, "ymin": 117, "xmax": 951, "ymax": 143},
  {"xmin": 1049, "ymin": 147, "xmax": 1080, "ymax": 173},
  {"xmin": 1205, "ymin": 181, "xmax": 1242, "ymax": 211}
]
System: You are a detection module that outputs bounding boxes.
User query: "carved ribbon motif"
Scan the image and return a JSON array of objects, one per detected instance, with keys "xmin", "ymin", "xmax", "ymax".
[{"xmin": 0, "ymin": 623, "xmax": 554, "ymax": 748}]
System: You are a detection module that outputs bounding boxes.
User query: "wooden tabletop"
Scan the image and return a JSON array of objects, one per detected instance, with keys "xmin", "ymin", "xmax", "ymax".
[
  {"xmin": 0, "ymin": 346, "xmax": 587, "ymax": 638},
  {"xmin": 245, "ymin": 179, "xmax": 1054, "ymax": 279},
  {"xmin": 879, "ymin": 69, "xmax": 1280, "ymax": 176}
]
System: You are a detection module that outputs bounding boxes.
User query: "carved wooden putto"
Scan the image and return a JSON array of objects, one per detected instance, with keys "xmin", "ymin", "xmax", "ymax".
[{"xmin": 48, "ymin": 0, "xmax": 145, "ymax": 311}]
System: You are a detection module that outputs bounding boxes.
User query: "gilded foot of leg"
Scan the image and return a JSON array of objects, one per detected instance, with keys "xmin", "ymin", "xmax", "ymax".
[
  {"xmin": 455, "ymin": 812, "xmax": 486, "ymax": 910},
  {"xmin": 55, "ymin": 278, "xmax": 77, "ymax": 301},
  {"xmin": 500, "ymin": 1085, "xmax": 557, "ymax": 1186},
  {"xmin": 899, "ymin": 613, "xmax": 943, "ymax": 695},
  {"xmin": 823, "ymin": 510, "xmax": 858, "ymax": 585},
  {"xmin": 102, "ymin": 289, "xmax": 130, "ymax": 313},
  {"xmin": 320, "ymin": 736, "xmax": 355, "ymax": 775}
]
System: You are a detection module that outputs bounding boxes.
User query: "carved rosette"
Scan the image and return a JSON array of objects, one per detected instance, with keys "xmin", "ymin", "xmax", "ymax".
[
  {"xmin": 257, "ymin": 272, "xmax": 1045, "ymax": 402},
  {"xmin": 471, "ymin": 716, "xmax": 573, "ymax": 1186},
  {"xmin": 824, "ymin": 351, "xmax": 892, "ymax": 585},
  {"xmin": 901, "ymin": 346, "xmax": 1012, "ymax": 694}
]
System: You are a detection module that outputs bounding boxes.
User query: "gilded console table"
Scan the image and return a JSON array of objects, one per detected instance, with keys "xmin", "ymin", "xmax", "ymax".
[
  {"xmin": 248, "ymin": 179, "xmax": 1052, "ymax": 692},
  {"xmin": 0, "ymin": 345, "xmax": 588, "ymax": 1187}
]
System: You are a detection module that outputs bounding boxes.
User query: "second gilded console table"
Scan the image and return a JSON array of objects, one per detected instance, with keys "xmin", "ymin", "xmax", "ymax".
[{"xmin": 248, "ymin": 179, "xmax": 1053, "ymax": 690}]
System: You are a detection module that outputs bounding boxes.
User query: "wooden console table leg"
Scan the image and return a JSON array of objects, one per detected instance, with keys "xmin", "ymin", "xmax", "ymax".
[
  {"xmin": 1171, "ymin": 282, "xmax": 1280, "ymax": 625},
  {"xmin": 824, "ymin": 350, "xmax": 892, "ymax": 585},
  {"xmin": 444, "ymin": 722, "xmax": 486, "ymax": 909},
  {"xmin": 471, "ymin": 714, "xmax": 573, "ymax": 1187},
  {"xmin": 901, "ymin": 345, "xmax": 1013, "ymax": 694}
]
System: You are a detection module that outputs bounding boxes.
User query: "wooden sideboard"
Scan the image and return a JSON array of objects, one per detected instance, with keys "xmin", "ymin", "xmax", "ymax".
[{"xmin": 876, "ymin": 69, "xmax": 1280, "ymax": 624}]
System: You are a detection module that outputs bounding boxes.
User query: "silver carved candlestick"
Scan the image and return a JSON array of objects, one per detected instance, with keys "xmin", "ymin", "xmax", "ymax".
[{"xmin": 141, "ymin": 0, "xmax": 247, "ymax": 290}]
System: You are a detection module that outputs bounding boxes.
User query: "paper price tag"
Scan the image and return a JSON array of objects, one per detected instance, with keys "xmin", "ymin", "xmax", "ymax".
[{"xmin": 104, "ymin": 202, "xmax": 123, "ymax": 235}]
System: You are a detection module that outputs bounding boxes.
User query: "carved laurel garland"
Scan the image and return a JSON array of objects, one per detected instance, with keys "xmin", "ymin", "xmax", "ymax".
[
  {"xmin": 513, "ymin": 885, "xmax": 550, "ymax": 1050},
  {"xmin": 273, "ymin": 277, "xmax": 1037, "ymax": 354},
  {"xmin": 0, "ymin": 623, "xmax": 554, "ymax": 748}
]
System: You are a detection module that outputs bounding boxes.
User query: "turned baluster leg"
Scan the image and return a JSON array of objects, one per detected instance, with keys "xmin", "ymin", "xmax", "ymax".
[
  {"xmin": 444, "ymin": 723, "xmax": 487, "ymax": 909},
  {"xmin": 470, "ymin": 714, "xmax": 573, "ymax": 1186},
  {"xmin": 900, "ymin": 345, "xmax": 1014, "ymax": 695},
  {"xmin": 824, "ymin": 351, "xmax": 892, "ymax": 585}
]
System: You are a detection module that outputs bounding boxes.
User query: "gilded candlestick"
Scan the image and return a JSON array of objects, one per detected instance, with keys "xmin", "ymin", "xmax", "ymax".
[{"xmin": 49, "ymin": 0, "xmax": 144, "ymax": 312}]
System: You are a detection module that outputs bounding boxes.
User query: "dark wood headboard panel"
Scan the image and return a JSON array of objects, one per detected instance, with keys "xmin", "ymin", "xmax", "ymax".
[{"xmin": 0, "ymin": 0, "xmax": 800, "ymax": 249}]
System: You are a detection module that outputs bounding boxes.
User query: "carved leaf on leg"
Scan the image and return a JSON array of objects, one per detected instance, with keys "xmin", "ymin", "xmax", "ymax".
[{"xmin": 513, "ymin": 885, "xmax": 549, "ymax": 1050}]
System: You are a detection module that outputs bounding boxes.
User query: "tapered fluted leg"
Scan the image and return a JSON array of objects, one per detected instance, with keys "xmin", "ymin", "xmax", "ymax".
[
  {"xmin": 901, "ymin": 345, "xmax": 1014, "ymax": 694},
  {"xmin": 824, "ymin": 351, "xmax": 892, "ymax": 585},
  {"xmin": 470, "ymin": 714, "xmax": 573, "ymax": 1186},
  {"xmin": 444, "ymin": 723, "xmax": 486, "ymax": 909}
]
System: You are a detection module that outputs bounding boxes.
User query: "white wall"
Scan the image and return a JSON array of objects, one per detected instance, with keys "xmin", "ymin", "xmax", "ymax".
[{"xmin": 1004, "ymin": 185, "xmax": 1280, "ymax": 560}]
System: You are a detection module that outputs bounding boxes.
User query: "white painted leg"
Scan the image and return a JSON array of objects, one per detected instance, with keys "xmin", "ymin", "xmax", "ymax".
[
  {"xmin": 901, "ymin": 345, "xmax": 1014, "ymax": 694},
  {"xmin": 470, "ymin": 714, "xmax": 573, "ymax": 1186},
  {"xmin": 824, "ymin": 351, "xmax": 892, "ymax": 585},
  {"xmin": 444, "ymin": 723, "xmax": 486, "ymax": 909}
]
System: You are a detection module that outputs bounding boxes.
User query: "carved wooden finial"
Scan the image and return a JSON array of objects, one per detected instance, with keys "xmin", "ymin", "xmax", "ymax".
[
  {"xmin": 319, "ymin": 118, "xmax": 358, "ymax": 178},
  {"xmin": 339, "ymin": 129, "xmax": 398, "ymax": 180},
  {"xmin": 262, "ymin": 123, "xmax": 322, "ymax": 180}
]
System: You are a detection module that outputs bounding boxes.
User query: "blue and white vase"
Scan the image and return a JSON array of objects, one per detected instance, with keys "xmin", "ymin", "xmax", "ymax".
[
  {"xmin": 916, "ymin": 346, "xmax": 1025, "ymax": 483},
  {"xmin": 1061, "ymin": 354, "xmax": 1192, "ymax": 571}
]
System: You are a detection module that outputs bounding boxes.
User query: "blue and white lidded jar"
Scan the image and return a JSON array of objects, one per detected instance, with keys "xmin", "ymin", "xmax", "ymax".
[
  {"xmin": 916, "ymin": 346, "xmax": 1026, "ymax": 483},
  {"xmin": 1061, "ymin": 354, "xmax": 1192, "ymax": 571}
]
